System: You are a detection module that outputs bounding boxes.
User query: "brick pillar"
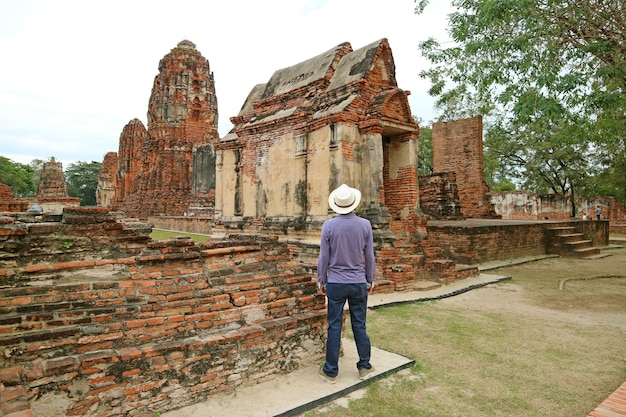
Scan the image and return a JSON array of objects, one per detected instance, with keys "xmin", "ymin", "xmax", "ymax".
[{"xmin": 432, "ymin": 115, "xmax": 499, "ymax": 219}]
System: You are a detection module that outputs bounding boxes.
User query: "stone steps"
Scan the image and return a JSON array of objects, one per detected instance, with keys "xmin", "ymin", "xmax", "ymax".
[{"xmin": 546, "ymin": 225, "xmax": 601, "ymax": 258}]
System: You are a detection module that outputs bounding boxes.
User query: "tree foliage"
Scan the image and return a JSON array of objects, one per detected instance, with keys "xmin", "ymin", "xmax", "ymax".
[
  {"xmin": 415, "ymin": 118, "xmax": 434, "ymax": 175},
  {"xmin": 0, "ymin": 156, "xmax": 37, "ymax": 197},
  {"xmin": 65, "ymin": 161, "xmax": 101, "ymax": 206},
  {"xmin": 417, "ymin": 0, "xmax": 625, "ymax": 202}
]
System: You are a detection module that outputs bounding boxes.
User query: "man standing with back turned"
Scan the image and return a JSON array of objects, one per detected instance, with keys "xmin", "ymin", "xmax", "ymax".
[{"xmin": 318, "ymin": 184, "xmax": 376, "ymax": 383}]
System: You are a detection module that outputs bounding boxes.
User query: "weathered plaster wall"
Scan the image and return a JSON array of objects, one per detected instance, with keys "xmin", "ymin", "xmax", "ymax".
[
  {"xmin": 492, "ymin": 192, "xmax": 626, "ymax": 221},
  {"xmin": 306, "ymin": 127, "xmax": 333, "ymax": 217},
  {"xmin": 96, "ymin": 152, "xmax": 118, "ymax": 208}
]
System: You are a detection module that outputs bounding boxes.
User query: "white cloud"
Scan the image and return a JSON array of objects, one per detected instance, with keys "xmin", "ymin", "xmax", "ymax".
[{"xmin": 0, "ymin": 0, "xmax": 452, "ymax": 166}]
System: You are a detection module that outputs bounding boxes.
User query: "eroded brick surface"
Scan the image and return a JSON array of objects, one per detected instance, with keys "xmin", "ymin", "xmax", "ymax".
[
  {"xmin": 113, "ymin": 41, "xmax": 219, "ymax": 218},
  {"xmin": 0, "ymin": 208, "xmax": 324, "ymax": 416},
  {"xmin": 0, "ymin": 182, "xmax": 29, "ymax": 212},
  {"xmin": 432, "ymin": 116, "xmax": 499, "ymax": 219},
  {"xmin": 36, "ymin": 157, "xmax": 80, "ymax": 212}
]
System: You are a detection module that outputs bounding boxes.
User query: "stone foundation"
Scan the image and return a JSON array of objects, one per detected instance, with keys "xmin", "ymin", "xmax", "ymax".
[{"xmin": 427, "ymin": 219, "xmax": 609, "ymax": 265}]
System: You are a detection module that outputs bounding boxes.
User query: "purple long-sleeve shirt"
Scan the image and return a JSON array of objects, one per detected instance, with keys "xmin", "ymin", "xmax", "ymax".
[{"xmin": 317, "ymin": 212, "xmax": 376, "ymax": 285}]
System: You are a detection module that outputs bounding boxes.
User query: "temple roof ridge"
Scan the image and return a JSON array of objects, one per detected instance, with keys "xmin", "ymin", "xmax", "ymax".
[{"xmin": 261, "ymin": 41, "xmax": 352, "ymax": 99}]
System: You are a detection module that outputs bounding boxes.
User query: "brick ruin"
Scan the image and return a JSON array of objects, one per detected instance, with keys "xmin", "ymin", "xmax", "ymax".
[
  {"xmin": 112, "ymin": 119, "xmax": 147, "ymax": 208},
  {"xmin": 0, "ymin": 157, "xmax": 81, "ymax": 215},
  {"xmin": 95, "ymin": 152, "xmax": 117, "ymax": 208},
  {"xmin": 431, "ymin": 116, "xmax": 499, "ymax": 219},
  {"xmin": 36, "ymin": 157, "xmax": 81, "ymax": 213},
  {"xmin": 101, "ymin": 39, "xmax": 481, "ymax": 293},
  {"xmin": 491, "ymin": 191, "xmax": 626, "ymax": 222},
  {"xmin": 3, "ymin": 38, "xmax": 486, "ymax": 417},
  {"xmin": 0, "ymin": 183, "xmax": 29, "ymax": 212},
  {"xmin": 0, "ymin": 208, "xmax": 324, "ymax": 416},
  {"xmin": 0, "ymin": 38, "xmax": 614, "ymax": 417},
  {"xmin": 110, "ymin": 40, "xmax": 219, "ymax": 219}
]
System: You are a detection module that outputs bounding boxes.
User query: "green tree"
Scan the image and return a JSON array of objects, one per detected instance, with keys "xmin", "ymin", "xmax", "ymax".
[
  {"xmin": 416, "ymin": 117, "xmax": 433, "ymax": 175},
  {"xmin": 417, "ymin": 0, "xmax": 625, "ymax": 206},
  {"xmin": 0, "ymin": 156, "xmax": 37, "ymax": 197},
  {"xmin": 29, "ymin": 159, "xmax": 45, "ymax": 191},
  {"xmin": 65, "ymin": 161, "xmax": 101, "ymax": 206},
  {"xmin": 483, "ymin": 140, "xmax": 517, "ymax": 192}
]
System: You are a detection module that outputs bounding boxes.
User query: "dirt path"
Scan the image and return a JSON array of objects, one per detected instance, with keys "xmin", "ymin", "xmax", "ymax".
[{"xmin": 438, "ymin": 281, "xmax": 626, "ymax": 330}]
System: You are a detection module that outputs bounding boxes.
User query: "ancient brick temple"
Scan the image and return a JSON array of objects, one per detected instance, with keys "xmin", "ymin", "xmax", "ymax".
[
  {"xmin": 105, "ymin": 39, "xmax": 481, "ymax": 289},
  {"xmin": 113, "ymin": 118, "xmax": 147, "ymax": 206},
  {"xmin": 112, "ymin": 40, "xmax": 219, "ymax": 218},
  {"xmin": 36, "ymin": 157, "xmax": 80, "ymax": 212},
  {"xmin": 217, "ymin": 39, "xmax": 419, "ymax": 231},
  {"xmin": 210, "ymin": 39, "xmax": 477, "ymax": 286}
]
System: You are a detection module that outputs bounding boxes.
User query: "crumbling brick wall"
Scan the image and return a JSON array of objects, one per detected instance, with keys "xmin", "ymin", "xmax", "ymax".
[
  {"xmin": 417, "ymin": 172, "xmax": 464, "ymax": 220},
  {"xmin": 427, "ymin": 221, "xmax": 547, "ymax": 264},
  {"xmin": 0, "ymin": 182, "xmax": 29, "ymax": 212},
  {"xmin": 432, "ymin": 116, "xmax": 499, "ymax": 219},
  {"xmin": 580, "ymin": 196, "xmax": 625, "ymax": 222},
  {"xmin": 0, "ymin": 207, "xmax": 324, "ymax": 416},
  {"xmin": 427, "ymin": 220, "xmax": 608, "ymax": 265}
]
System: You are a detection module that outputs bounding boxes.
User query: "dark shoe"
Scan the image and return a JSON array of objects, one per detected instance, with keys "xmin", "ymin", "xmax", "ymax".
[
  {"xmin": 319, "ymin": 366, "xmax": 336, "ymax": 384},
  {"xmin": 358, "ymin": 366, "xmax": 375, "ymax": 380}
]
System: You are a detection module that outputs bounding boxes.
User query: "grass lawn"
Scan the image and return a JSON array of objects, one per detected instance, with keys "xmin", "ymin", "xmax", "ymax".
[{"xmin": 304, "ymin": 246, "xmax": 626, "ymax": 417}]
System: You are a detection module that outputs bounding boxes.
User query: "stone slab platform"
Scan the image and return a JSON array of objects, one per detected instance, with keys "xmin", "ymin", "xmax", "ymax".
[{"xmin": 161, "ymin": 340, "xmax": 414, "ymax": 417}]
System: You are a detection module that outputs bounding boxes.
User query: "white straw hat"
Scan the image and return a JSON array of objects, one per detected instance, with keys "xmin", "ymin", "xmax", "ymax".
[{"xmin": 328, "ymin": 184, "xmax": 361, "ymax": 214}]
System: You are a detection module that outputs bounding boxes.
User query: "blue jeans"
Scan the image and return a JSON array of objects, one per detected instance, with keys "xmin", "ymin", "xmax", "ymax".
[{"xmin": 322, "ymin": 283, "xmax": 372, "ymax": 377}]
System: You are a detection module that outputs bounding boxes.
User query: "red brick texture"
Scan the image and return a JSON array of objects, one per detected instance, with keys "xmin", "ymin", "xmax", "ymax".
[
  {"xmin": 36, "ymin": 157, "xmax": 80, "ymax": 208},
  {"xmin": 432, "ymin": 116, "xmax": 499, "ymax": 219},
  {"xmin": 112, "ymin": 118, "xmax": 147, "ymax": 208},
  {"xmin": 113, "ymin": 41, "xmax": 219, "ymax": 219},
  {"xmin": 0, "ymin": 207, "xmax": 324, "ymax": 416},
  {"xmin": 37, "ymin": 157, "xmax": 70, "ymax": 199},
  {"xmin": 427, "ymin": 219, "xmax": 608, "ymax": 265},
  {"xmin": 418, "ymin": 172, "xmax": 464, "ymax": 220},
  {"xmin": 0, "ymin": 182, "xmax": 29, "ymax": 212},
  {"xmin": 587, "ymin": 380, "xmax": 626, "ymax": 417}
]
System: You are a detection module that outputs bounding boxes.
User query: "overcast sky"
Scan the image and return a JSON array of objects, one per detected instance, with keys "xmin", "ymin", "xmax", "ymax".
[{"xmin": 0, "ymin": 0, "xmax": 452, "ymax": 168}]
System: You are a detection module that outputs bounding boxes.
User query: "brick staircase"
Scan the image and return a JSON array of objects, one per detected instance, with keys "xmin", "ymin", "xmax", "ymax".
[{"xmin": 546, "ymin": 225, "xmax": 606, "ymax": 259}]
